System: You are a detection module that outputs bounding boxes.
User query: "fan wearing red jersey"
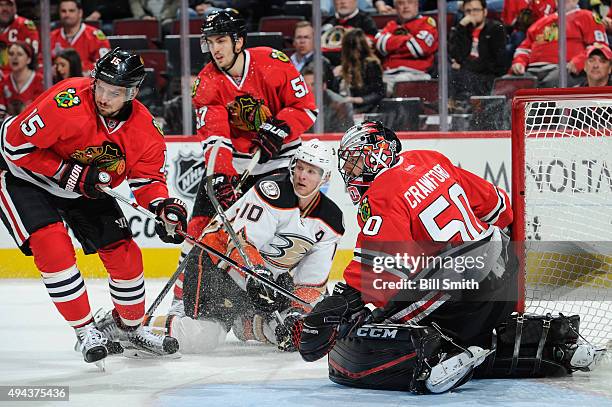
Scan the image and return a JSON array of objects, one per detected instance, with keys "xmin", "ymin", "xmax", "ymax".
[
  {"xmin": 375, "ymin": 0, "xmax": 439, "ymax": 74},
  {"xmin": 0, "ymin": 48, "xmax": 184, "ymax": 365},
  {"xmin": 510, "ymin": 0, "xmax": 608, "ymax": 87},
  {"xmin": 50, "ymin": 0, "xmax": 111, "ymax": 75},
  {"xmin": 171, "ymin": 9, "xmax": 318, "ymax": 306},
  {"xmin": 0, "ymin": 0, "xmax": 40, "ymax": 77}
]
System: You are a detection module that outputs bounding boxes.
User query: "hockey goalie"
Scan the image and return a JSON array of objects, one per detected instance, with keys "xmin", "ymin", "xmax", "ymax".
[{"xmin": 292, "ymin": 121, "xmax": 605, "ymax": 394}]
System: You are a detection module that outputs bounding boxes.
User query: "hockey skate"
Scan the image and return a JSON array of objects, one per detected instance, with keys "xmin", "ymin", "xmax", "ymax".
[
  {"xmin": 75, "ymin": 323, "xmax": 108, "ymax": 369},
  {"xmin": 93, "ymin": 308, "xmax": 126, "ymax": 355},
  {"xmin": 120, "ymin": 325, "xmax": 180, "ymax": 359},
  {"xmin": 425, "ymin": 346, "xmax": 491, "ymax": 393}
]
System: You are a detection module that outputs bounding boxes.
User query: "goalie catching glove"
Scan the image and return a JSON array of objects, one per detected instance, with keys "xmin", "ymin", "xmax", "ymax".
[
  {"xmin": 252, "ymin": 118, "xmax": 290, "ymax": 164},
  {"xmin": 150, "ymin": 198, "xmax": 188, "ymax": 244},
  {"xmin": 246, "ymin": 267, "xmax": 293, "ymax": 313},
  {"xmin": 58, "ymin": 160, "xmax": 111, "ymax": 199}
]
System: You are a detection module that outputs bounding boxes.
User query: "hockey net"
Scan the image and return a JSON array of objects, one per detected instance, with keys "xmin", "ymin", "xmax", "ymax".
[{"xmin": 512, "ymin": 88, "xmax": 612, "ymax": 351}]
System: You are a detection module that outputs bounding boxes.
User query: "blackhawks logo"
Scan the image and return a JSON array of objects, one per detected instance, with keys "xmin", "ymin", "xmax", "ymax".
[
  {"xmin": 70, "ymin": 141, "xmax": 126, "ymax": 175},
  {"xmin": 359, "ymin": 196, "xmax": 371, "ymax": 223},
  {"xmin": 173, "ymin": 150, "xmax": 204, "ymax": 199},
  {"xmin": 226, "ymin": 94, "xmax": 271, "ymax": 132},
  {"xmin": 54, "ymin": 88, "xmax": 81, "ymax": 108},
  {"xmin": 270, "ymin": 49, "xmax": 289, "ymax": 63},
  {"xmin": 191, "ymin": 77, "xmax": 200, "ymax": 97}
]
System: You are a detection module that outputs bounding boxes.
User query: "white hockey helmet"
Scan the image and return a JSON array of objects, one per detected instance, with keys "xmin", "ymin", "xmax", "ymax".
[{"xmin": 290, "ymin": 139, "xmax": 335, "ymax": 198}]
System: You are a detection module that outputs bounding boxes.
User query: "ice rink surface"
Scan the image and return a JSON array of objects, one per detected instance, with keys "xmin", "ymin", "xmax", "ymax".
[{"xmin": 1, "ymin": 279, "xmax": 611, "ymax": 407}]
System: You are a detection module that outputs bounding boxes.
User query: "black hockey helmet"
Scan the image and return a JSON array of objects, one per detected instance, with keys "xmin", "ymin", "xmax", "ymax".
[
  {"xmin": 200, "ymin": 8, "xmax": 247, "ymax": 43},
  {"xmin": 92, "ymin": 48, "xmax": 146, "ymax": 90}
]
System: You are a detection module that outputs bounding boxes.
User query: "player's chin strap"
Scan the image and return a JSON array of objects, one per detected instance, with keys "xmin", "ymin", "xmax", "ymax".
[
  {"xmin": 100, "ymin": 184, "xmax": 312, "ymax": 312},
  {"xmin": 140, "ymin": 147, "xmax": 261, "ymax": 318}
]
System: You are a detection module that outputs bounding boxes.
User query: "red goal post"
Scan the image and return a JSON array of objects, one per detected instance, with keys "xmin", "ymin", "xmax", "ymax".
[{"xmin": 511, "ymin": 87, "xmax": 612, "ymax": 348}]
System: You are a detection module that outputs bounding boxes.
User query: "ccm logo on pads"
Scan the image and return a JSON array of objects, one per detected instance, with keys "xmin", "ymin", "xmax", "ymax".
[{"xmin": 356, "ymin": 327, "xmax": 398, "ymax": 339}]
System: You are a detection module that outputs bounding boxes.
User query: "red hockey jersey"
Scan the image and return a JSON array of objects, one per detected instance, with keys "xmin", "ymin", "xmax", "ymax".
[
  {"xmin": 192, "ymin": 47, "xmax": 318, "ymax": 176},
  {"xmin": 512, "ymin": 8, "xmax": 608, "ymax": 72},
  {"xmin": 376, "ymin": 16, "xmax": 438, "ymax": 72},
  {"xmin": 0, "ymin": 71, "xmax": 44, "ymax": 114},
  {"xmin": 0, "ymin": 15, "xmax": 39, "ymax": 76},
  {"xmin": 51, "ymin": 23, "xmax": 111, "ymax": 73},
  {"xmin": 0, "ymin": 77, "xmax": 168, "ymax": 208},
  {"xmin": 343, "ymin": 150, "xmax": 512, "ymax": 314},
  {"xmin": 501, "ymin": 0, "xmax": 556, "ymax": 27}
]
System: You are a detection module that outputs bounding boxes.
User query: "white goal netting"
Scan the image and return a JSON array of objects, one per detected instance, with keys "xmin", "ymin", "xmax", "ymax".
[{"xmin": 522, "ymin": 99, "xmax": 612, "ymax": 349}]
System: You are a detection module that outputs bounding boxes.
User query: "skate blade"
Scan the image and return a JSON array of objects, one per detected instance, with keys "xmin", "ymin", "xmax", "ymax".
[
  {"xmin": 122, "ymin": 347, "xmax": 182, "ymax": 360},
  {"xmin": 94, "ymin": 359, "xmax": 106, "ymax": 372}
]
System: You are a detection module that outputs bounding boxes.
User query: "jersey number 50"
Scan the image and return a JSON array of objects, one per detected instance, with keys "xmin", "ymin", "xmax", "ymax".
[{"xmin": 418, "ymin": 183, "xmax": 484, "ymax": 241}]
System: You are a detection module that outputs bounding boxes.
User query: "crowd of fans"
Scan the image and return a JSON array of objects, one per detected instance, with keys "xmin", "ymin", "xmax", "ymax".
[{"xmin": 3, "ymin": 0, "xmax": 612, "ymax": 133}]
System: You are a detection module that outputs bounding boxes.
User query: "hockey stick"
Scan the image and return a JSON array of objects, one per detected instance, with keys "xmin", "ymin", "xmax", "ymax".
[
  {"xmin": 205, "ymin": 140, "xmax": 303, "ymax": 321},
  {"xmin": 100, "ymin": 186, "xmax": 313, "ymax": 310},
  {"xmin": 143, "ymin": 147, "xmax": 261, "ymax": 317}
]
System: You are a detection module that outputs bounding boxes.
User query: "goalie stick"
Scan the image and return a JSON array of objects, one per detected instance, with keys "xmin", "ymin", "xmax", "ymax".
[
  {"xmin": 143, "ymin": 148, "xmax": 261, "ymax": 317},
  {"xmin": 99, "ymin": 186, "xmax": 314, "ymax": 310}
]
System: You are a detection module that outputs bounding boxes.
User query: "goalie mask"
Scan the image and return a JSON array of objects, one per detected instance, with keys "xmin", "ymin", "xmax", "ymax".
[
  {"xmin": 338, "ymin": 121, "xmax": 401, "ymax": 205},
  {"xmin": 290, "ymin": 139, "xmax": 335, "ymax": 199}
]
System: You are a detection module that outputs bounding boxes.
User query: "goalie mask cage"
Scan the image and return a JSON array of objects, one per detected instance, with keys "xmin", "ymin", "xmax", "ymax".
[{"xmin": 512, "ymin": 87, "xmax": 612, "ymax": 350}]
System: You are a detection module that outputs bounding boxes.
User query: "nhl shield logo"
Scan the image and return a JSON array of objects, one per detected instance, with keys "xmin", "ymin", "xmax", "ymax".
[{"xmin": 173, "ymin": 150, "xmax": 204, "ymax": 199}]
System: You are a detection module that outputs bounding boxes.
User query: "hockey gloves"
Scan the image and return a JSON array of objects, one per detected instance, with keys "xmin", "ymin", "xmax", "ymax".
[
  {"xmin": 275, "ymin": 309, "xmax": 303, "ymax": 352},
  {"xmin": 212, "ymin": 173, "xmax": 241, "ymax": 211},
  {"xmin": 299, "ymin": 282, "xmax": 365, "ymax": 362},
  {"xmin": 246, "ymin": 267, "xmax": 293, "ymax": 313},
  {"xmin": 252, "ymin": 118, "xmax": 290, "ymax": 164},
  {"xmin": 150, "ymin": 197, "xmax": 188, "ymax": 244},
  {"xmin": 58, "ymin": 160, "xmax": 111, "ymax": 199}
]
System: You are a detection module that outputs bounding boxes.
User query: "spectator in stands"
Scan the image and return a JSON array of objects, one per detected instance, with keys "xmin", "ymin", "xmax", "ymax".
[
  {"xmin": 50, "ymin": 0, "xmax": 110, "ymax": 76},
  {"xmin": 291, "ymin": 21, "xmax": 338, "ymax": 92},
  {"xmin": 322, "ymin": 0, "xmax": 379, "ymax": 60},
  {"xmin": 302, "ymin": 64, "xmax": 354, "ymax": 133},
  {"xmin": 52, "ymin": 48, "xmax": 83, "ymax": 84},
  {"xmin": 510, "ymin": 0, "xmax": 608, "ymax": 88},
  {"xmin": 375, "ymin": 0, "xmax": 438, "ymax": 93},
  {"xmin": 501, "ymin": 0, "xmax": 556, "ymax": 67},
  {"xmin": 0, "ymin": 41, "xmax": 43, "ymax": 116},
  {"xmin": 339, "ymin": 28, "xmax": 385, "ymax": 114},
  {"xmin": 578, "ymin": 42, "xmax": 612, "ymax": 86},
  {"xmin": 449, "ymin": 0, "xmax": 507, "ymax": 109},
  {"xmin": 190, "ymin": 0, "xmax": 222, "ymax": 17},
  {"xmin": 0, "ymin": 0, "xmax": 39, "ymax": 78},
  {"xmin": 83, "ymin": 0, "xmax": 134, "ymax": 34},
  {"xmin": 130, "ymin": 0, "xmax": 178, "ymax": 28},
  {"xmin": 322, "ymin": 0, "xmax": 381, "ymax": 15},
  {"xmin": 374, "ymin": 0, "xmax": 395, "ymax": 14}
]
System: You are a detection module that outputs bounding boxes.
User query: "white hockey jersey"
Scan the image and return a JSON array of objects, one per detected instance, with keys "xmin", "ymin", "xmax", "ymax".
[{"xmin": 207, "ymin": 173, "xmax": 344, "ymax": 305}]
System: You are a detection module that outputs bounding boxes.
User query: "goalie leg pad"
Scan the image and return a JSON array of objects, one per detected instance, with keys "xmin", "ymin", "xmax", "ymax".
[
  {"xmin": 474, "ymin": 313, "xmax": 603, "ymax": 378},
  {"xmin": 328, "ymin": 324, "xmax": 441, "ymax": 392}
]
